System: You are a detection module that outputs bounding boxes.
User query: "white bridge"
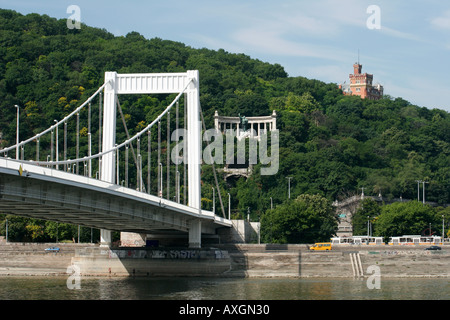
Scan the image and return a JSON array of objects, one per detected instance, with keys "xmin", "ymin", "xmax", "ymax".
[{"xmin": 0, "ymin": 71, "xmax": 231, "ymax": 248}]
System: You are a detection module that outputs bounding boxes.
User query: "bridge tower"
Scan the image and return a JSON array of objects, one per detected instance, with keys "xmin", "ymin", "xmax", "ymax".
[{"xmin": 100, "ymin": 71, "xmax": 202, "ymax": 248}]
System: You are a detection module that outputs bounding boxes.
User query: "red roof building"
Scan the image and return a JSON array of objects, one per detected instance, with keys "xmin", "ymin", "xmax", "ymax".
[{"xmin": 339, "ymin": 63, "xmax": 383, "ymax": 100}]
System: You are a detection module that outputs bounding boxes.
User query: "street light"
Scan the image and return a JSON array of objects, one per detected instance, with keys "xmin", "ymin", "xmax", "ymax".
[
  {"xmin": 286, "ymin": 177, "xmax": 293, "ymax": 199},
  {"xmin": 176, "ymin": 171, "xmax": 180, "ymax": 203},
  {"xmin": 415, "ymin": 180, "xmax": 422, "ymax": 202},
  {"xmin": 422, "ymin": 181, "xmax": 429, "ymax": 204},
  {"xmin": 442, "ymin": 215, "xmax": 445, "ymax": 244},
  {"xmin": 228, "ymin": 193, "xmax": 231, "ymax": 220},
  {"xmin": 14, "ymin": 105, "xmax": 19, "ymax": 160},
  {"xmin": 212, "ymin": 187, "xmax": 215, "ymax": 214}
]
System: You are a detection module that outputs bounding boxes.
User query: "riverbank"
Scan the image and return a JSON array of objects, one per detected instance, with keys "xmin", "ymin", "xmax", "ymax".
[
  {"xmin": 218, "ymin": 244, "xmax": 450, "ymax": 278},
  {"xmin": 0, "ymin": 243, "xmax": 448, "ymax": 278},
  {"xmin": 0, "ymin": 242, "xmax": 95, "ymax": 276}
]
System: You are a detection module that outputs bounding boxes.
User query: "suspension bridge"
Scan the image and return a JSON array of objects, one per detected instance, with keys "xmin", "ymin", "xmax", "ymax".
[{"xmin": 0, "ymin": 70, "xmax": 231, "ymax": 248}]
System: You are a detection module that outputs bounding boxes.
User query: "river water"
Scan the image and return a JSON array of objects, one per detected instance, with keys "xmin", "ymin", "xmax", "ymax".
[{"xmin": 0, "ymin": 276, "xmax": 448, "ymax": 300}]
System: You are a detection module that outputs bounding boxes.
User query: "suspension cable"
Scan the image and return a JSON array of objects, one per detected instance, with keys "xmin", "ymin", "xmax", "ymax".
[
  {"xmin": 0, "ymin": 81, "xmax": 110, "ymax": 155},
  {"xmin": 23, "ymin": 78, "xmax": 192, "ymax": 166},
  {"xmin": 199, "ymin": 102, "xmax": 226, "ymax": 218}
]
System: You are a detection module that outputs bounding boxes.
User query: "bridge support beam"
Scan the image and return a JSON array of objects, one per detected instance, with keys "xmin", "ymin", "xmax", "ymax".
[
  {"xmin": 99, "ymin": 71, "xmax": 118, "ymax": 247},
  {"xmin": 100, "ymin": 229, "xmax": 112, "ymax": 247},
  {"xmin": 189, "ymin": 220, "xmax": 202, "ymax": 249},
  {"xmin": 186, "ymin": 70, "xmax": 201, "ymax": 213}
]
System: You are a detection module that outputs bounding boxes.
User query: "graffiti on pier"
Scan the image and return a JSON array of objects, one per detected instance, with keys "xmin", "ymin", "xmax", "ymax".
[{"xmin": 108, "ymin": 249, "xmax": 229, "ymax": 260}]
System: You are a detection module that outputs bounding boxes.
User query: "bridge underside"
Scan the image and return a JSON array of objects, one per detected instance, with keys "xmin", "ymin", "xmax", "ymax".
[{"xmin": 0, "ymin": 165, "xmax": 225, "ymax": 238}]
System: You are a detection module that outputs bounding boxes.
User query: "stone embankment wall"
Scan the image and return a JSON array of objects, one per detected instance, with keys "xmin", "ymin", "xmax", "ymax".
[
  {"xmin": 218, "ymin": 244, "xmax": 450, "ymax": 278},
  {"xmin": 0, "ymin": 242, "xmax": 96, "ymax": 276},
  {"xmin": 71, "ymin": 247, "xmax": 231, "ymax": 277},
  {"xmin": 0, "ymin": 242, "xmax": 448, "ymax": 278}
]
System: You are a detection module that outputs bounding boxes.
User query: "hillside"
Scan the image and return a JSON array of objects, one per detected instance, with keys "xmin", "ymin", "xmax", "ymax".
[{"xmin": 0, "ymin": 8, "xmax": 449, "ymax": 223}]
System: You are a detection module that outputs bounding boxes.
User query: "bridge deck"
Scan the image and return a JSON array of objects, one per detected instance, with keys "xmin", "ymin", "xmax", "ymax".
[{"xmin": 0, "ymin": 158, "xmax": 231, "ymax": 234}]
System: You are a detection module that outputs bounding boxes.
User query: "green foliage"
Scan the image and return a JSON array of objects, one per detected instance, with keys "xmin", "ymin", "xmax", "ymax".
[
  {"xmin": 352, "ymin": 198, "xmax": 381, "ymax": 235},
  {"xmin": 0, "ymin": 214, "xmax": 99, "ymax": 243},
  {"xmin": 260, "ymin": 194, "xmax": 337, "ymax": 243},
  {"xmin": 373, "ymin": 201, "xmax": 439, "ymax": 240}
]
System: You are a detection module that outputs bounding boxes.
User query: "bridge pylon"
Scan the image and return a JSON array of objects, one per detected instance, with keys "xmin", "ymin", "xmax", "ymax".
[{"xmin": 100, "ymin": 70, "xmax": 202, "ymax": 248}]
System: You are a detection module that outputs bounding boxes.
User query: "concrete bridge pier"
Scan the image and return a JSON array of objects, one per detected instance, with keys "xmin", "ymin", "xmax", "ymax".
[
  {"xmin": 189, "ymin": 220, "xmax": 202, "ymax": 248},
  {"xmin": 100, "ymin": 230, "xmax": 112, "ymax": 247}
]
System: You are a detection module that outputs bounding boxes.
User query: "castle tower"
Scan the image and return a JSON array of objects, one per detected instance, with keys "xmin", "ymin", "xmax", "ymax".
[
  {"xmin": 340, "ymin": 62, "xmax": 383, "ymax": 100},
  {"xmin": 353, "ymin": 63, "xmax": 362, "ymax": 75}
]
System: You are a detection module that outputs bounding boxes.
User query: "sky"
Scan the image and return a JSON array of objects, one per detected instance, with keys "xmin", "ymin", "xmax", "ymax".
[{"xmin": 1, "ymin": 0, "xmax": 449, "ymax": 112}]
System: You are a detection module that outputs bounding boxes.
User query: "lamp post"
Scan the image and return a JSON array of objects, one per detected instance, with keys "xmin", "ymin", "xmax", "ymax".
[
  {"xmin": 415, "ymin": 180, "xmax": 422, "ymax": 202},
  {"xmin": 14, "ymin": 105, "xmax": 19, "ymax": 160},
  {"xmin": 422, "ymin": 181, "xmax": 429, "ymax": 204},
  {"xmin": 443, "ymin": 215, "xmax": 445, "ymax": 244},
  {"xmin": 176, "ymin": 171, "xmax": 180, "ymax": 203},
  {"xmin": 287, "ymin": 177, "xmax": 292, "ymax": 199},
  {"xmin": 212, "ymin": 187, "xmax": 215, "ymax": 214},
  {"xmin": 228, "ymin": 193, "xmax": 231, "ymax": 220}
]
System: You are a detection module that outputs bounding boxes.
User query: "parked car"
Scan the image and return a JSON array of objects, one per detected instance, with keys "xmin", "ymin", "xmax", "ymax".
[
  {"xmin": 425, "ymin": 246, "xmax": 441, "ymax": 251},
  {"xmin": 45, "ymin": 247, "xmax": 60, "ymax": 252}
]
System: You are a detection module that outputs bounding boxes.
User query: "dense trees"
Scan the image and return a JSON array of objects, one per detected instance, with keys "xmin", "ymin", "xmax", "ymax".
[
  {"xmin": 260, "ymin": 194, "xmax": 337, "ymax": 244},
  {"xmin": 352, "ymin": 199, "xmax": 450, "ymax": 240},
  {"xmin": 0, "ymin": 214, "xmax": 99, "ymax": 243},
  {"xmin": 0, "ymin": 9, "xmax": 448, "ymax": 242}
]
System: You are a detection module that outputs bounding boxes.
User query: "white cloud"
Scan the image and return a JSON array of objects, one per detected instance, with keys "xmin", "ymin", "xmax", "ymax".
[
  {"xmin": 431, "ymin": 10, "xmax": 450, "ymax": 30},
  {"xmin": 186, "ymin": 1, "xmax": 369, "ymax": 61}
]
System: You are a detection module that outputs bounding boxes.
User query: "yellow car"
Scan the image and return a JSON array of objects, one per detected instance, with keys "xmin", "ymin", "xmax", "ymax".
[{"xmin": 309, "ymin": 242, "xmax": 332, "ymax": 251}]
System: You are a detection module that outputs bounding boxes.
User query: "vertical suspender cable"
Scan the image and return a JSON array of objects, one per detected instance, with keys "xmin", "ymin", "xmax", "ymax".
[
  {"xmin": 116, "ymin": 144, "xmax": 119, "ymax": 184},
  {"xmin": 183, "ymin": 94, "xmax": 187, "ymax": 205},
  {"xmin": 125, "ymin": 143, "xmax": 129, "ymax": 187},
  {"xmin": 36, "ymin": 138, "xmax": 39, "ymax": 162},
  {"xmin": 175, "ymin": 101, "xmax": 179, "ymax": 202},
  {"xmin": 50, "ymin": 128, "xmax": 54, "ymax": 164},
  {"xmin": 76, "ymin": 112, "xmax": 79, "ymax": 174},
  {"xmin": 167, "ymin": 111, "xmax": 170, "ymax": 199},
  {"xmin": 55, "ymin": 120, "xmax": 58, "ymax": 170},
  {"xmin": 88, "ymin": 102, "xmax": 92, "ymax": 177},
  {"xmin": 158, "ymin": 120, "xmax": 161, "ymax": 197},
  {"xmin": 148, "ymin": 130, "xmax": 151, "ymax": 194},
  {"xmin": 98, "ymin": 92, "xmax": 102, "ymax": 178},
  {"xmin": 64, "ymin": 121, "xmax": 67, "ymax": 172},
  {"xmin": 137, "ymin": 138, "xmax": 141, "ymax": 191}
]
